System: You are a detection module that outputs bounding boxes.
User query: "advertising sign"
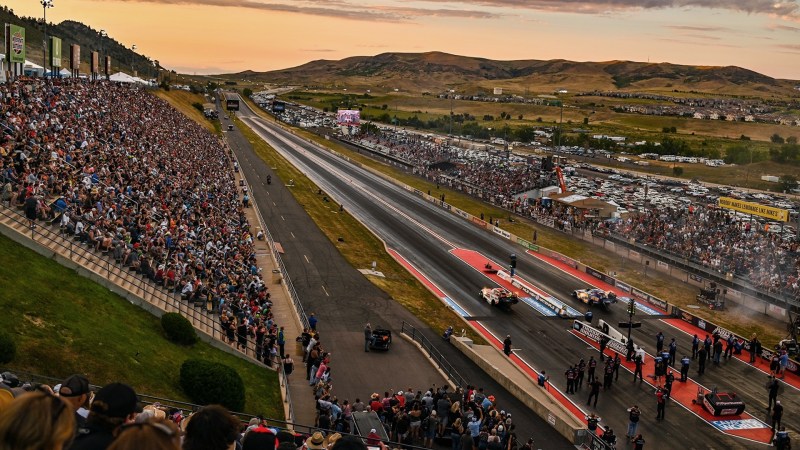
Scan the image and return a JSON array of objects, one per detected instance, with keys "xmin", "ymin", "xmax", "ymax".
[
  {"xmin": 272, "ymin": 101, "xmax": 285, "ymax": 112},
  {"xmin": 90, "ymin": 51, "xmax": 99, "ymax": 74},
  {"xmin": 104, "ymin": 56, "xmax": 111, "ymax": 75},
  {"xmin": 50, "ymin": 37, "xmax": 62, "ymax": 68},
  {"xmin": 5, "ymin": 24, "xmax": 25, "ymax": 64},
  {"xmin": 70, "ymin": 44, "xmax": 80, "ymax": 71},
  {"xmin": 226, "ymin": 99, "xmax": 240, "ymax": 111},
  {"xmin": 336, "ymin": 109, "xmax": 360, "ymax": 126},
  {"xmin": 719, "ymin": 197, "xmax": 789, "ymax": 222}
]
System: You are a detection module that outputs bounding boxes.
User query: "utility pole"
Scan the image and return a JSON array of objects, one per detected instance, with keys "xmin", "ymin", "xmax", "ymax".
[{"xmin": 626, "ymin": 298, "xmax": 636, "ymax": 341}]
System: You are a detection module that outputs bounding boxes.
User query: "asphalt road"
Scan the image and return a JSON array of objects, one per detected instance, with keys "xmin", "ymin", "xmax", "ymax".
[
  {"xmin": 222, "ymin": 100, "xmax": 575, "ymax": 449},
  {"xmin": 233, "ymin": 98, "xmax": 795, "ymax": 449}
]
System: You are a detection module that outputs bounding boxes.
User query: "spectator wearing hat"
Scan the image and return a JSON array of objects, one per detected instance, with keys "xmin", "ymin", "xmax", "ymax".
[
  {"xmin": 182, "ymin": 405, "xmax": 240, "ymax": 450},
  {"xmin": 70, "ymin": 382, "xmax": 142, "ymax": 450},
  {"xmin": 107, "ymin": 418, "xmax": 181, "ymax": 450},
  {"xmin": 0, "ymin": 391, "xmax": 75, "ymax": 450},
  {"xmin": 306, "ymin": 431, "xmax": 327, "ymax": 450},
  {"xmin": 59, "ymin": 374, "xmax": 92, "ymax": 431}
]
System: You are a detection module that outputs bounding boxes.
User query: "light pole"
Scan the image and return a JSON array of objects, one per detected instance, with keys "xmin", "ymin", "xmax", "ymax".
[
  {"xmin": 99, "ymin": 29, "xmax": 107, "ymax": 80},
  {"xmin": 448, "ymin": 89, "xmax": 454, "ymax": 136},
  {"xmin": 40, "ymin": 0, "xmax": 54, "ymax": 75},
  {"xmin": 130, "ymin": 44, "xmax": 136, "ymax": 75}
]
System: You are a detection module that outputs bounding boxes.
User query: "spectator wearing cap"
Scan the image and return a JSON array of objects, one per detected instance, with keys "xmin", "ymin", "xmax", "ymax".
[
  {"xmin": 182, "ymin": 405, "xmax": 240, "ymax": 450},
  {"xmin": 69, "ymin": 382, "xmax": 142, "ymax": 450},
  {"xmin": 242, "ymin": 424, "xmax": 278, "ymax": 450},
  {"xmin": 0, "ymin": 391, "xmax": 75, "ymax": 450},
  {"xmin": 59, "ymin": 374, "xmax": 92, "ymax": 431},
  {"xmin": 107, "ymin": 418, "xmax": 181, "ymax": 450}
]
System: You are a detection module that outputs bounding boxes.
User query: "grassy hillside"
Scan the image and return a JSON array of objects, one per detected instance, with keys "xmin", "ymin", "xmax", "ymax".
[
  {"xmin": 0, "ymin": 229, "xmax": 281, "ymax": 418},
  {"xmin": 229, "ymin": 51, "xmax": 800, "ymax": 98}
]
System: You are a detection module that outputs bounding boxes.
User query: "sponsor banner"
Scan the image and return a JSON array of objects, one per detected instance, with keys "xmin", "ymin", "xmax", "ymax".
[
  {"xmin": 50, "ymin": 37, "xmax": 62, "ymax": 68},
  {"xmin": 90, "ymin": 51, "xmax": 99, "ymax": 74},
  {"xmin": 441, "ymin": 203, "xmax": 452, "ymax": 211},
  {"xmin": 657, "ymin": 261, "xmax": 668, "ymax": 270},
  {"xmin": 453, "ymin": 207, "xmax": 470, "ymax": 220},
  {"xmin": 336, "ymin": 109, "xmax": 360, "ymax": 126},
  {"xmin": 516, "ymin": 237, "xmax": 538, "ymax": 251},
  {"xmin": 472, "ymin": 217, "xmax": 488, "ymax": 228},
  {"xmin": 768, "ymin": 303, "xmax": 786, "ymax": 317},
  {"xmin": 272, "ymin": 101, "xmax": 285, "ymax": 112},
  {"xmin": 226, "ymin": 99, "xmax": 240, "ymax": 111},
  {"xmin": 413, "ymin": 189, "xmax": 423, "ymax": 196},
  {"xmin": 710, "ymin": 419, "xmax": 766, "ymax": 431},
  {"xmin": 104, "ymin": 56, "xmax": 111, "ymax": 75},
  {"xmin": 6, "ymin": 24, "xmax": 25, "ymax": 64},
  {"xmin": 719, "ymin": 196, "xmax": 789, "ymax": 222},
  {"xmin": 492, "ymin": 227, "xmax": 511, "ymax": 240},
  {"xmin": 631, "ymin": 287, "xmax": 648, "ymax": 301},
  {"xmin": 584, "ymin": 267, "xmax": 613, "ymax": 287},
  {"xmin": 546, "ymin": 250, "xmax": 578, "ymax": 269},
  {"xmin": 616, "ymin": 280, "xmax": 632, "ymax": 293},
  {"xmin": 573, "ymin": 321, "xmax": 627, "ymax": 355},
  {"xmin": 689, "ymin": 273, "xmax": 704, "ymax": 283},
  {"xmin": 70, "ymin": 44, "xmax": 80, "ymax": 71},
  {"xmin": 645, "ymin": 295, "xmax": 668, "ymax": 311}
]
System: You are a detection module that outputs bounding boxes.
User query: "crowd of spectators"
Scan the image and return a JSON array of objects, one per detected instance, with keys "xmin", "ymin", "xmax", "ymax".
[
  {"xmin": 599, "ymin": 205, "xmax": 800, "ymax": 299},
  {"xmin": 344, "ymin": 129, "xmax": 799, "ymax": 301},
  {"xmin": 0, "ymin": 77, "xmax": 284, "ymax": 361}
]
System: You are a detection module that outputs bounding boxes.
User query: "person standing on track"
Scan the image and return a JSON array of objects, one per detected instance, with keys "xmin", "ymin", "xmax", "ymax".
[
  {"xmin": 565, "ymin": 366, "xmax": 576, "ymax": 394},
  {"xmin": 655, "ymin": 388, "xmax": 666, "ymax": 420},
  {"xmin": 588, "ymin": 356, "xmax": 597, "ymax": 384},
  {"xmin": 767, "ymin": 375, "xmax": 780, "ymax": 410},
  {"xmin": 703, "ymin": 334, "xmax": 712, "ymax": 361},
  {"xmin": 772, "ymin": 401, "xmax": 783, "ymax": 433},
  {"xmin": 668, "ymin": 339, "xmax": 677, "ymax": 366},
  {"xmin": 364, "ymin": 323, "xmax": 373, "ymax": 352},
  {"xmin": 503, "ymin": 335, "xmax": 512, "ymax": 356},
  {"xmin": 691, "ymin": 334, "xmax": 699, "ymax": 360},
  {"xmin": 697, "ymin": 346, "xmax": 707, "ymax": 375},
  {"xmin": 587, "ymin": 379, "xmax": 602, "ymax": 408},
  {"xmin": 626, "ymin": 405, "xmax": 641, "ymax": 439},
  {"xmin": 655, "ymin": 332, "xmax": 665, "ymax": 354},
  {"xmin": 633, "ymin": 353, "xmax": 644, "ymax": 382},
  {"xmin": 577, "ymin": 359, "xmax": 586, "ymax": 388},
  {"xmin": 750, "ymin": 336, "xmax": 761, "ymax": 364},
  {"xmin": 632, "ymin": 434, "xmax": 645, "ymax": 450},
  {"xmin": 680, "ymin": 356, "xmax": 690, "ymax": 382}
]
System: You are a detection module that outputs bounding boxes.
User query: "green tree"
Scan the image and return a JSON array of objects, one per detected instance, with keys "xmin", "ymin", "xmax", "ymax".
[
  {"xmin": 771, "ymin": 133, "xmax": 785, "ymax": 144},
  {"xmin": 583, "ymin": 117, "xmax": 589, "ymax": 125},
  {"xmin": 787, "ymin": 136, "xmax": 798, "ymax": 145},
  {"xmin": 779, "ymin": 175, "xmax": 798, "ymax": 193},
  {"xmin": 673, "ymin": 166, "xmax": 684, "ymax": 177}
]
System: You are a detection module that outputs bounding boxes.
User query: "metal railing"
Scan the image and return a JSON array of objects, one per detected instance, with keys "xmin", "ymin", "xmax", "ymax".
[
  {"xmin": 0, "ymin": 202, "xmax": 278, "ymax": 365},
  {"xmin": 400, "ymin": 321, "xmax": 467, "ymax": 389}
]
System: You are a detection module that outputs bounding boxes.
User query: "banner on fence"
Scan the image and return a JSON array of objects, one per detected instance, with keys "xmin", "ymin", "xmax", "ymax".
[
  {"xmin": 493, "ymin": 227, "xmax": 511, "ymax": 239},
  {"xmin": 689, "ymin": 273, "xmax": 704, "ymax": 283},
  {"xmin": 453, "ymin": 207, "xmax": 470, "ymax": 220},
  {"xmin": 615, "ymin": 280, "xmax": 632, "ymax": 293},
  {"xmin": 657, "ymin": 261, "xmax": 669, "ymax": 270}
]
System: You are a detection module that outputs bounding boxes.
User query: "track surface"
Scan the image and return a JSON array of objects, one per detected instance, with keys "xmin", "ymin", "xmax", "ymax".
[
  {"xmin": 233, "ymin": 98, "xmax": 796, "ymax": 449},
  {"xmin": 223, "ymin": 101, "xmax": 575, "ymax": 449}
]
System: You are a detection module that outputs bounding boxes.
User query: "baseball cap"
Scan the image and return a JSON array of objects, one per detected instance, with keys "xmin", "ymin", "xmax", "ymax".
[
  {"xmin": 59, "ymin": 375, "xmax": 90, "ymax": 397},
  {"xmin": 90, "ymin": 382, "xmax": 142, "ymax": 418}
]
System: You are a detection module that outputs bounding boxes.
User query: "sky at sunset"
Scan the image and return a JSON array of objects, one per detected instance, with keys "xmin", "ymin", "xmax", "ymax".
[{"xmin": 6, "ymin": 0, "xmax": 800, "ymax": 79}]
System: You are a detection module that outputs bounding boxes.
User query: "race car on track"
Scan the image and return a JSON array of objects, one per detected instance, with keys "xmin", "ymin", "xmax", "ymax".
[
  {"xmin": 480, "ymin": 287, "xmax": 519, "ymax": 308},
  {"xmin": 572, "ymin": 288, "xmax": 618, "ymax": 308}
]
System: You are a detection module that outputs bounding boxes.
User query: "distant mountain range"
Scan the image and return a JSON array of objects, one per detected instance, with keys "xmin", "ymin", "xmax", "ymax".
[{"xmin": 231, "ymin": 51, "xmax": 798, "ymax": 97}]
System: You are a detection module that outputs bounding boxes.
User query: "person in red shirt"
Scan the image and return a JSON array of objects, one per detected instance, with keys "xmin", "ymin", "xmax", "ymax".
[{"xmin": 655, "ymin": 388, "xmax": 665, "ymax": 420}]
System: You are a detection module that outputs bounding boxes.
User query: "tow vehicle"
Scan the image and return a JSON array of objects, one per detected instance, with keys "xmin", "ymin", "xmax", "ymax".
[
  {"xmin": 573, "ymin": 288, "xmax": 618, "ymax": 309},
  {"xmin": 480, "ymin": 287, "xmax": 519, "ymax": 307}
]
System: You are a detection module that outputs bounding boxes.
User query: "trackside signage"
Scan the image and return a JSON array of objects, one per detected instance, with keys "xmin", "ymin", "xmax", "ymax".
[
  {"xmin": 719, "ymin": 197, "xmax": 789, "ymax": 222},
  {"xmin": 5, "ymin": 24, "xmax": 25, "ymax": 64},
  {"xmin": 572, "ymin": 321, "xmax": 627, "ymax": 354}
]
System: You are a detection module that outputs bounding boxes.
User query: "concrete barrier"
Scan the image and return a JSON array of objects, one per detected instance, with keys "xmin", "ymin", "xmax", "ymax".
[{"xmin": 451, "ymin": 337, "xmax": 586, "ymax": 445}]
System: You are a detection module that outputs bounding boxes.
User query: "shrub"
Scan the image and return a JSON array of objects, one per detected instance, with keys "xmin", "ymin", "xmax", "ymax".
[
  {"xmin": 192, "ymin": 102, "xmax": 204, "ymax": 113},
  {"xmin": 161, "ymin": 313, "xmax": 197, "ymax": 346},
  {"xmin": 0, "ymin": 331, "xmax": 16, "ymax": 364},
  {"xmin": 180, "ymin": 359, "xmax": 245, "ymax": 411}
]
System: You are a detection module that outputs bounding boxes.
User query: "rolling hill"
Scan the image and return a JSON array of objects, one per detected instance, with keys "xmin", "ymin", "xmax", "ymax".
[{"xmin": 230, "ymin": 51, "xmax": 798, "ymax": 97}]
